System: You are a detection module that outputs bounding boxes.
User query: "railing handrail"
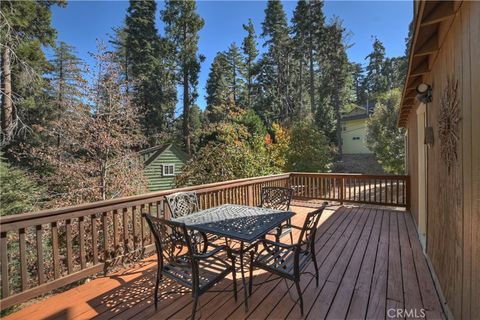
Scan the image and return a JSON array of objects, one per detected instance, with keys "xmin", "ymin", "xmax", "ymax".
[
  {"xmin": 0, "ymin": 173, "xmax": 291, "ymax": 226},
  {"xmin": 290, "ymin": 172, "xmax": 409, "ymax": 179}
]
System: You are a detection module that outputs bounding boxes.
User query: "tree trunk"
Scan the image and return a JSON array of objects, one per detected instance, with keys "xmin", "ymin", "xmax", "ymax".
[
  {"xmin": 182, "ymin": 24, "xmax": 191, "ymax": 157},
  {"xmin": 334, "ymin": 90, "xmax": 342, "ymax": 156},
  {"xmin": 247, "ymin": 60, "xmax": 252, "ymax": 108},
  {"xmin": 309, "ymin": 33, "xmax": 315, "ymax": 116},
  {"xmin": 183, "ymin": 68, "xmax": 191, "ymax": 156},
  {"xmin": 1, "ymin": 46, "xmax": 13, "ymax": 142}
]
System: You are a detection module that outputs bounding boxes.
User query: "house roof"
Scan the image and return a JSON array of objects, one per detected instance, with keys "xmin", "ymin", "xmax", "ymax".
[
  {"xmin": 398, "ymin": 0, "xmax": 459, "ymax": 127},
  {"xmin": 139, "ymin": 144, "xmax": 186, "ymax": 167},
  {"xmin": 341, "ymin": 105, "xmax": 371, "ymax": 121}
]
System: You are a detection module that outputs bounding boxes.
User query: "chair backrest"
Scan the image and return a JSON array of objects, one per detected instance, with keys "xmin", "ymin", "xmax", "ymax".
[
  {"xmin": 260, "ymin": 187, "xmax": 293, "ymax": 211},
  {"xmin": 296, "ymin": 202, "xmax": 328, "ymax": 253},
  {"xmin": 166, "ymin": 191, "xmax": 199, "ymax": 218},
  {"xmin": 143, "ymin": 213, "xmax": 196, "ymax": 270}
]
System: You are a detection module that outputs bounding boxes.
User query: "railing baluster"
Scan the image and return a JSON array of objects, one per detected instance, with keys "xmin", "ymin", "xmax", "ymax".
[
  {"xmin": 19, "ymin": 228, "xmax": 27, "ymax": 290},
  {"xmin": 1, "ymin": 231, "xmax": 8, "ymax": 298},
  {"xmin": 79, "ymin": 217, "xmax": 86, "ymax": 269},
  {"xmin": 366, "ymin": 179, "xmax": 368, "ymax": 202},
  {"xmin": 66, "ymin": 219, "xmax": 73, "ymax": 274},
  {"xmin": 132, "ymin": 206, "xmax": 137, "ymax": 251},
  {"xmin": 396, "ymin": 179, "xmax": 400, "ymax": 205},
  {"xmin": 113, "ymin": 209, "xmax": 119, "ymax": 253},
  {"xmin": 91, "ymin": 215, "xmax": 98, "ymax": 265},
  {"xmin": 102, "ymin": 212, "xmax": 109, "ymax": 261},
  {"xmin": 51, "ymin": 223, "xmax": 60, "ymax": 279},
  {"xmin": 36, "ymin": 225, "xmax": 45, "ymax": 285},
  {"xmin": 140, "ymin": 205, "xmax": 145, "ymax": 248},
  {"xmin": 123, "ymin": 208, "xmax": 129, "ymax": 253},
  {"xmin": 390, "ymin": 179, "xmax": 394, "ymax": 204}
]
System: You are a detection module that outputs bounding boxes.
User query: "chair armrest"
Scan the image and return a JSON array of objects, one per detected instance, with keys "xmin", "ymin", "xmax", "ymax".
[
  {"xmin": 193, "ymin": 245, "xmax": 229, "ymax": 260},
  {"xmin": 261, "ymin": 238, "xmax": 297, "ymax": 250},
  {"xmin": 289, "ymin": 225, "xmax": 303, "ymax": 230}
]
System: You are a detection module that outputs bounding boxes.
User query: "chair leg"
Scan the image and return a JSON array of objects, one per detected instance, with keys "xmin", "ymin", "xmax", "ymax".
[
  {"xmin": 289, "ymin": 230, "xmax": 294, "ymax": 244},
  {"xmin": 154, "ymin": 269, "xmax": 162, "ymax": 310},
  {"xmin": 312, "ymin": 253, "xmax": 319, "ymax": 287},
  {"xmin": 191, "ymin": 289, "xmax": 199, "ymax": 320},
  {"xmin": 232, "ymin": 259, "xmax": 238, "ymax": 301},
  {"xmin": 295, "ymin": 280, "xmax": 304, "ymax": 316},
  {"xmin": 249, "ymin": 251, "xmax": 254, "ymax": 296}
]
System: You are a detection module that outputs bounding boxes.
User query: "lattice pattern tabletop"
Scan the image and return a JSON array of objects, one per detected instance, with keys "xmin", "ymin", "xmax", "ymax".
[{"xmin": 172, "ymin": 204, "xmax": 294, "ymax": 243}]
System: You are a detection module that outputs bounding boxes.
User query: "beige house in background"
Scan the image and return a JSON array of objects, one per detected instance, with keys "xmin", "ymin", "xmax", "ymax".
[{"xmin": 340, "ymin": 106, "xmax": 372, "ymax": 154}]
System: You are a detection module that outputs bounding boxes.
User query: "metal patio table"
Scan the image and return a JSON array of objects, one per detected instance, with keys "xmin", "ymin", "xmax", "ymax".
[{"xmin": 172, "ymin": 204, "xmax": 295, "ymax": 311}]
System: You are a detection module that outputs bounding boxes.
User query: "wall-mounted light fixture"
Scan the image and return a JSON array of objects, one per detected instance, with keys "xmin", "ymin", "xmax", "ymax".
[{"xmin": 416, "ymin": 83, "xmax": 433, "ymax": 103}]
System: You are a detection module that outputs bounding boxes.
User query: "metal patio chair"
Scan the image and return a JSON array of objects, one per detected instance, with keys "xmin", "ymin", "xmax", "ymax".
[
  {"xmin": 143, "ymin": 213, "xmax": 237, "ymax": 320},
  {"xmin": 165, "ymin": 191, "xmax": 200, "ymax": 218},
  {"xmin": 248, "ymin": 202, "xmax": 328, "ymax": 316},
  {"xmin": 259, "ymin": 187, "xmax": 294, "ymax": 243}
]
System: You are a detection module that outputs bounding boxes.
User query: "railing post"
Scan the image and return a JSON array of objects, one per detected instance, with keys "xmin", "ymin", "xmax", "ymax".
[
  {"xmin": 247, "ymin": 184, "xmax": 254, "ymax": 206},
  {"xmin": 340, "ymin": 177, "xmax": 344, "ymax": 205},
  {"xmin": 406, "ymin": 175, "xmax": 411, "ymax": 210}
]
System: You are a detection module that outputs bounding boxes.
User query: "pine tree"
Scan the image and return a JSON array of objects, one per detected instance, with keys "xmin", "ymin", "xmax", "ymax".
[
  {"xmin": 50, "ymin": 42, "xmax": 85, "ymax": 115},
  {"xmin": 161, "ymin": 0, "xmax": 204, "ymax": 156},
  {"xmin": 351, "ymin": 62, "xmax": 367, "ymax": 106},
  {"xmin": 291, "ymin": 0, "xmax": 309, "ymax": 117},
  {"xmin": 0, "ymin": 155, "xmax": 43, "ymax": 216},
  {"xmin": 124, "ymin": 0, "xmax": 177, "ymax": 143},
  {"xmin": 224, "ymin": 43, "xmax": 245, "ymax": 108},
  {"xmin": 364, "ymin": 37, "xmax": 388, "ymax": 101},
  {"xmin": 291, "ymin": 0, "xmax": 326, "ymax": 118},
  {"xmin": 241, "ymin": 19, "xmax": 258, "ymax": 109},
  {"xmin": 257, "ymin": 0, "xmax": 292, "ymax": 125},
  {"xmin": 1, "ymin": 0, "xmax": 65, "ymax": 145},
  {"xmin": 316, "ymin": 18, "xmax": 350, "ymax": 149},
  {"xmin": 205, "ymin": 52, "xmax": 231, "ymax": 122},
  {"xmin": 109, "ymin": 27, "xmax": 131, "ymax": 94}
]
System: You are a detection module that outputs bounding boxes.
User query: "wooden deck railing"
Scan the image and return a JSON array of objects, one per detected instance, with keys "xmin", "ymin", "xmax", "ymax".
[
  {"xmin": 0, "ymin": 172, "xmax": 408, "ymax": 310},
  {"xmin": 0, "ymin": 174, "xmax": 290, "ymax": 310},
  {"xmin": 289, "ymin": 173, "xmax": 409, "ymax": 207}
]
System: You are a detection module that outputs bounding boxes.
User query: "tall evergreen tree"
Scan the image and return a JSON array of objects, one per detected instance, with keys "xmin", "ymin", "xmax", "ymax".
[
  {"xmin": 161, "ymin": 0, "xmax": 204, "ymax": 156},
  {"xmin": 205, "ymin": 52, "xmax": 230, "ymax": 122},
  {"xmin": 351, "ymin": 62, "xmax": 367, "ymax": 106},
  {"xmin": 109, "ymin": 27, "xmax": 130, "ymax": 94},
  {"xmin": 291, "ymin": 0, "xmax": 309, "ymax": 117},
  {"xmin": 125, "ymin": 0, "xmax": 176, "ymax": 143},
  {"xmin": 364, "ymin": 37, "xmax": 388, "ymax": 102},
  {"xmin": 50, "ymin": 41, "xmax": 85, "ymax": 114},
  {"xmin": 0, "ymin": 0, "xmax": 65, "ymax": 146},
  {"xmin": 257, "ymin": 0, "xmax": 292, "ymax": 125},
  {"xmin": 316, "ymin": 18, "xmax": 350, "ymax": 150},
  {"xmin": 291, "ymin": 0, "xmax": 326, "ymax": 118},
  {"xmin": 241, "ymin": 19, "xmax": 258, "ymax": 109},
  {"xmin": 224, "ymin": 43, "xmax": 245, "ymax": 108}
]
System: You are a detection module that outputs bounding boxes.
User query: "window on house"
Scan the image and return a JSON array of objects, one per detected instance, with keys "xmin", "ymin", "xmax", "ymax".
[
  {"xmin": 163, "ymin": 164, "xmax": 175, "ymax": 176},
  {"xmin": 353, "ymin": 137, "xmax": 360, "ymax": 140}
]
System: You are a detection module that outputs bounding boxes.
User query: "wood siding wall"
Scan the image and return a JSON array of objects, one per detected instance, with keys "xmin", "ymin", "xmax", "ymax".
[
  {"xmin": 144, "ymin": 147, "xmax": 186, "ymax": 191},
  {"xmin": 405, "ymin": 2, "xmax": 480, "ymax": 319}
]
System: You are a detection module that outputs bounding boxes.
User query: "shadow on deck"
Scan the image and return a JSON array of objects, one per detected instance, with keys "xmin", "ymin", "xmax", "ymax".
[{"xmin": 5, "ymin": 204, "xmax": 444, "ymax": 320}]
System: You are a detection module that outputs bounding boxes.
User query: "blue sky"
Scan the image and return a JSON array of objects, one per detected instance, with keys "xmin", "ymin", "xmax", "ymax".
[{"xmin": 50, "ymin": 0, "xmax": 412, "ymax": 110}]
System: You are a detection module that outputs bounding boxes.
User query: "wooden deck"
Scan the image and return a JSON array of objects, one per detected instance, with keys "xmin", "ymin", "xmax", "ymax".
[{"xmin": 5, "ymin": 204, "xmax": 444, "ymax": 320}]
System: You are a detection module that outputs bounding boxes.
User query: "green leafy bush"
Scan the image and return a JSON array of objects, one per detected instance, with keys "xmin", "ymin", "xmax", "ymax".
[
  {"xmin": 0, "ymin": 157, "xmax": 43, "ymax": 216},
  {"xmin": 366, "ymin": 89, "xmax": 405, "ymax": 174}
]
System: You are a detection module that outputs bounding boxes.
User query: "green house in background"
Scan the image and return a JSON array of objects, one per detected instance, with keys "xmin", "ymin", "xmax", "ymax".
[{"xmin": 139, "ymin": 144, "xmax": 188, "ymax": 191}]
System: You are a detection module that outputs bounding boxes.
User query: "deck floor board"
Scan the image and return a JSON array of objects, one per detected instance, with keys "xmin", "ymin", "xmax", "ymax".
[{"xmin": 5, "ymin": 205, "xmax": 444, "ymax": 320}]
